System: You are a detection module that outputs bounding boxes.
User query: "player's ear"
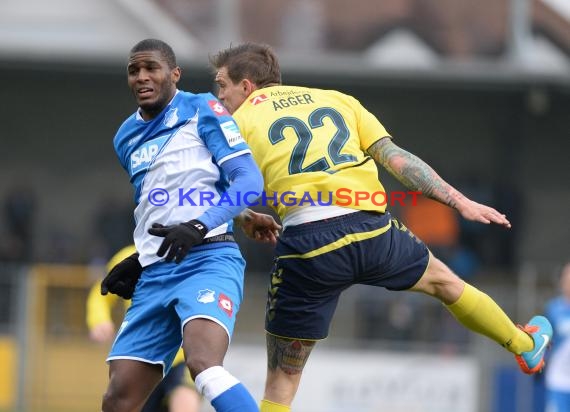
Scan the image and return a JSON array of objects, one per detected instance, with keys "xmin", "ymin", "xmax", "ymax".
[
  {"xmin": 242, "ymin": 78, "xmax": 257, "ymax": 96},
  {"xmin": 171, "ymin": 66, "xmax": 181, "ymax": 84}
]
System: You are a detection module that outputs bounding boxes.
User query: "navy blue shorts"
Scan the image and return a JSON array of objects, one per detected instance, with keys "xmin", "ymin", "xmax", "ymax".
[{"xmin": 265, "ymin": 211, "xmax": 429, "ymax": 340}]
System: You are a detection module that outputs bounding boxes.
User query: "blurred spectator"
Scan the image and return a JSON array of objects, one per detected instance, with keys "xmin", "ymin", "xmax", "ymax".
[
  {"xmin": 401, "ymin": 196, "xmax": 460, "ymax": 247},
  {"xmin": 401, "ymin": 196, "xmax": 479, "ymax": 279},
  {"xmin": 42, "ymin": 228, "xmax": 80, "ymax": 263},
  {"xmin": 91, "ymin": 197, "xmax": 134, "ymax": 262},
  {"xmin": 541, "ymin": 262, "xmax": 570, "ymax": 412},
  {"xmin": 488, "ymin": 182, "xmax": 523, "ymax": 268},
  {"xmin": 457, "ymin": 177, "xmax": 522, "ymax": 271},
  {"xmin": 356, "ymin": 289, "xmax": 419, "ymax": 343},
  {"xmin": 1, "ymin": 185, "xmax": 37, "ymax": 262}
]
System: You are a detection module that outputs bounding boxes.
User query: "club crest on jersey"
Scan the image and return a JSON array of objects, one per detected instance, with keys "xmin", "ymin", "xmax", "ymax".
[
  {"xmin": 197, "ymin": 289, "xmax": 216, "ymax": 304},
  {"xmin": 220, "ymin": 120, "xmax": 245, "ymax": 147},
  {"xmin": 164, "ymin": 107, "xmax": 179, "ymax": 127},
  {"xmin": 208, "ymin": 100, "xmax": 230, "ymax": 116},
  {"xmin": 218, "ymin": 293, "xmax": 233, "ymax": 317},
  {"xmin": 250, "ymin": 94, "xmax": 268, "ymax": 105}
]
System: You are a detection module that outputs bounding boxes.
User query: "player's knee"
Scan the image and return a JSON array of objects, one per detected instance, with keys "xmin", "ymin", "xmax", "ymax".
[
  {"xmin": 101, "ymin": 391, "xmax": 113, "ymax": 412},
  {"xmin": 101, "ymin": 388, "xmax": 122, "ymax": 412},
  {"xmin": 413, "ymin": 255, "xmax": 463, "ymax": 300},
  {"xmin": 101, "ymin": 383, "xmax": 135, "ymax": 412},
  {"xmin": 186, "ymin": 355, "xmax": 221, "ymax": 380}
]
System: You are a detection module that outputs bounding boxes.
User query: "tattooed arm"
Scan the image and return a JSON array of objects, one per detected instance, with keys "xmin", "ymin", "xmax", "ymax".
[{"xmin": 367, "ymin": 137, "xmax": 511, "ymax": 228}]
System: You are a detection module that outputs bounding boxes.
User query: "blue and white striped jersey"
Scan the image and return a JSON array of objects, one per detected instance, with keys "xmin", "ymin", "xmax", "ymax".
[
  {"xmin": 114, "ymin": 90, "xmax": 252, "ymax": 266},
  {"xmin": 545, "ymin": 296, "xmax": 570, "ymax": 391}
]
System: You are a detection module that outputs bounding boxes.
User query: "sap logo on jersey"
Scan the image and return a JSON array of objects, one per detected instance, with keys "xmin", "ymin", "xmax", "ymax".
[
  {"xmin": 130, "ymin": 135, "xmax": 169, "ymax": 173},
  {"xmin": 131, "ymin": 144, "xmax": 159, "ymax": 169}
]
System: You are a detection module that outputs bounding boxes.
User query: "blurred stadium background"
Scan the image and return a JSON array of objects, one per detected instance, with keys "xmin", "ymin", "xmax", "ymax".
[{"xmin": 0, "ymin": 0, "xmax": 569, "ymax": 411}]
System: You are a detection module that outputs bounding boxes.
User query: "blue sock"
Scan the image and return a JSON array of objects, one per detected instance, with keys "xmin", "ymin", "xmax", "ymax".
[
  {"xmin": 211, "ymin": 382, "xmax": 259, "ymax": 412},
  {"xmin": 195, "ymin": 366, "xmax": 258, "ymax": 412}
]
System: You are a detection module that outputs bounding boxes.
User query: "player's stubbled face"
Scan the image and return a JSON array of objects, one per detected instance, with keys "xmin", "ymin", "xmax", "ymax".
[
  {"xmin": 127, "ymin": 50, "xmax": 179, "ymax": 120},
  {"xmin": 214, "ymin": 67, "xmax": 249, "ymax": 114}
]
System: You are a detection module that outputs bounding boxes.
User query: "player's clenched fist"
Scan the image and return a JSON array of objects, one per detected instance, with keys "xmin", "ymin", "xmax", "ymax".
[
  {"xmin": 148, "ymin": 220, "xmax": 208, "ymax": 263},
  {"xmin": 101, "ymin": 252, "xmax": 143, "ymax": 299}
]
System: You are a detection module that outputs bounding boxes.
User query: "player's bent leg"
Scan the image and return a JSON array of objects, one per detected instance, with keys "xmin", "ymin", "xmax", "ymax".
[
  {"xmin": 408, "ymin": 252, "xmax": 464, "ymax": 304},
  {"xmin": 261, "ymin": 369, "xmax": 298, "ymax": 412},
  {"xmin": 102, "ymin": 359, "xmax": 163, "ymax": 412},
  {"xmin": 261, "ymin": 333, "xmax": 316, "ymax": 411},
  {"xmin": 183, "ymin": 318, "xmax": 258, "ymax": 412},
  {"xmin": 409, "ymin": 253, "xmax": 535, "ymax": 355},
  {"xmin": 183, "ymin": 318, "xmax": 229, "ymax": 379}
]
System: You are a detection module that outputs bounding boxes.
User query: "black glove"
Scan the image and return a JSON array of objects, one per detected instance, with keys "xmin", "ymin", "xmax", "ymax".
[
  {"xmin": 101, "ymin": 252, "xmax": 143, "ymax": 299},
  {"xmin": 148, "ymin": 219, "xmax": 208, "ymax": 263}
]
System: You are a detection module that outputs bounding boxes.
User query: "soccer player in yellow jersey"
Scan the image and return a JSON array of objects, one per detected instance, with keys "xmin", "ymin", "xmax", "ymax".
[
  {"xmin": 87, "ymin": 245, "xmax": 201, "ymax": 412},
  {"xmin": 209, "ymin": 43, "xmax": 553, "ymax": 412}
]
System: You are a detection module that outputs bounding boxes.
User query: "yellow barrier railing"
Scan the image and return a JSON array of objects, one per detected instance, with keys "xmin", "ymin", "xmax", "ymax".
[{"xmin": 21, "ymin": 264, "xmax": 110, "ymax": 412}]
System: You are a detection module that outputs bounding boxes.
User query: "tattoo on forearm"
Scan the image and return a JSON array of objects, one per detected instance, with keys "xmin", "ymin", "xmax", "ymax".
[
  {"xmin": 266, "ymin": 335, "xmax": 315, "ymax": 375},
  {"xmin": 368, "ymin": 138, "xmax": 464, "ymax": 209}
]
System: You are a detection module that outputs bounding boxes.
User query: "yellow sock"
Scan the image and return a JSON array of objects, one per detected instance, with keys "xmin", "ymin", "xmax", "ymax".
[
  {"xmin": 445, "ymin": 283, "xmax": 533, "ymax": 354},
  {"xmin": 260, "ymin": 399, "xmax": 291, "ymax": 412}
]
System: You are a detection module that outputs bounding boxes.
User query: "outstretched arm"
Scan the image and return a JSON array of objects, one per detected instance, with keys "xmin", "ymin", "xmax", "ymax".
[{"xmin": 367, "ymin": 137, "xmax": 511, "ymax": 228}]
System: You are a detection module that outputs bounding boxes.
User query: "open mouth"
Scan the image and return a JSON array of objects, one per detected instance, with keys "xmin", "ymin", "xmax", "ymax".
[{"xmin": 137, "ymin": 87, "xmax": 154, "ymax": 98}]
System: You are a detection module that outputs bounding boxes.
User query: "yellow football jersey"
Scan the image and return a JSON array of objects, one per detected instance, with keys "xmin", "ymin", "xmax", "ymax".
[{"xmin": 233, "ymin": 85, "xmax": 391, "ymax": 220}]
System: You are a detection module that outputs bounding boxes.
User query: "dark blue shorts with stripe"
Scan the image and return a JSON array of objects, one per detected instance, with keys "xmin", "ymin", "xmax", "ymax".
[{"xmin": 265, "ymin": 210, "xmax": 429, "ymax": 340}]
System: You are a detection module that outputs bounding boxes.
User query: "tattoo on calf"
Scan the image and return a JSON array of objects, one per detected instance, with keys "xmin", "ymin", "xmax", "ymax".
[{"xmin": 266, "ymin": 335, "xmax": 315, "ymax": 375}]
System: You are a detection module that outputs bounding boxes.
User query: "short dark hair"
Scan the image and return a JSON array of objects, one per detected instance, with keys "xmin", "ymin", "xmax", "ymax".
[
  {"xmin": 130, "ymin": 39, "xmax": 177, "ymax": 69},
  {"xmin": 210, "ymin": 42, "xmax": 281, "ymax": 87}
]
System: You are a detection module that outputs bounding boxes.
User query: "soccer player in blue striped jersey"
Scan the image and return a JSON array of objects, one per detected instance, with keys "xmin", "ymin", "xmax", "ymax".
[
  {"xmin": 100, "ymin": 39, "xmax": 261, "ymax": 412},
  {"xmin": 544, "ymin": 263, "xmax": 570, "ymax": 412},
  {"xmin": 210, "ymin": 42, "xmax": 553, "ymax": 412}
]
